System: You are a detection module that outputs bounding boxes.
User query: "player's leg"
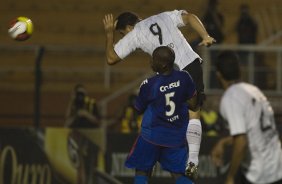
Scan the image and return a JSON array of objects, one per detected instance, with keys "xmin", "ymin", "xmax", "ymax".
[
  {"xmin": 134, "ymin": 170, "xmax": 152, "ymax": 184},
  {"xmin": 187, "ymin": 110, "xmax": 202, "ymax": 165},
  {"xmin": 171, "ymin": 173, "xmax": 193, "ymax": 184},
  {"xmin": 125, "ymin": 136, "xmax": 159, "ymax": 184},
  {"xmin": 186, "ymin": 110, "xmax": 201, "ymax": 180},
  {"xmin": 159, "ymin": 144, "xmax": 193, "ymax": 184},
  {"xmin": 182, "ymin": 59, "xmax": 204, "ymax": 170}
]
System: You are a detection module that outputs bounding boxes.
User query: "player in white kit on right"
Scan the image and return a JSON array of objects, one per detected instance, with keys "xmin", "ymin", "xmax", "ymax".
[{"xmin": 211, "ymin": 51, "xmax": 282, "ymax": 184}]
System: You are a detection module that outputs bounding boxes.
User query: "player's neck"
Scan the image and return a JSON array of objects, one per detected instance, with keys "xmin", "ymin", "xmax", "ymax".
[{"xmin": 161, "ymin": 69, "xmax": 173, "ymax": 76}]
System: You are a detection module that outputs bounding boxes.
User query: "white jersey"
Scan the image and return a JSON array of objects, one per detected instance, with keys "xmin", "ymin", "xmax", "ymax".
[
  {"xmin": 114, "ymin": 10, "xmax": 201, "ymax": 70},
  {"xmin": 220, "ymin": 82, "xmax": 282, "ymax": 184}
]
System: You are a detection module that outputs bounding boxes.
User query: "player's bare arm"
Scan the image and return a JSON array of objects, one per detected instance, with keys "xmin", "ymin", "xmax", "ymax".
[
  {"xmin": 103, "ymin": 14, "xmax": 121, "ymax": 65},
  {"xmin": 225, "ymin": 134, "xmax": 247, "ymax": 184},
  {"xmin": 181, "ymin": 12, "xmax": 216, "ymax": 47},
  {"xmin": 211, "ymin": 136, "xmax": 233, "ymax": 166}
]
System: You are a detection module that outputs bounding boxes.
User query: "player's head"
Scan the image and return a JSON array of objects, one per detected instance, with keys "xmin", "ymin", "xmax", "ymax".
[
  {"xmin": 151, "ymin": 46, "xmax": 175, "ymax": 74},
  {"xmin": 115, "ymin": 12, "xmax": 141, "ymax": 36},
  {"xmin": 215, "ymin": 51, "xmax": 241, "ymax": 86}
]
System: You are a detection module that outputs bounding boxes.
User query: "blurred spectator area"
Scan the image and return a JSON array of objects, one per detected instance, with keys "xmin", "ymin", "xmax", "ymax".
[
  {"xmin": 0, "ymin": 46, "xmax": 151, "ymax": 127},
  {"xmin": 0, "ymin": 0, "xmax": 281, "ymax": 44},
  {"xmin": 0, "ymin": 0, "xmax": 281, "ymax": 128}
]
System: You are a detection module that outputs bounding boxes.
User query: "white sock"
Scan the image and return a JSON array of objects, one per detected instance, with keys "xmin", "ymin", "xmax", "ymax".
[{"xmin": 186, "ymin": 119, "xmax": 202, "ymax": 165}]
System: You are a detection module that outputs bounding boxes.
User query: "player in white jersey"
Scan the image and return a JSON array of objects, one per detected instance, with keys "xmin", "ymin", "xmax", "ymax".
[
  {"xmin": 211, "ymin": 51, "xmax": 282, "ymax": 184},
  {"xmin": 103, "ymin": 10, "xmax": 215, "ymax": 179}
]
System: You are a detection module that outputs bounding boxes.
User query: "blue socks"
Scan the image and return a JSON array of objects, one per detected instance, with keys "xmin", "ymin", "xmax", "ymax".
[
  {"xmin": 134, "ymin": 175, "xmax": 148, "ymax": 184},
  {"xmin": 175, "ymin": 176, "xmax": 193, "ymax": 184},
  {"xmin": 134, "ymin": 175, "xmax": 192, "ymax": 184}
]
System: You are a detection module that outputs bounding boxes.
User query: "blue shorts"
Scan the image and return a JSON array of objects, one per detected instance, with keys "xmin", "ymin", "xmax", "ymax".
[{"xmin": 125, "ymin": 135, "xmax": 188, "ymax": 174}]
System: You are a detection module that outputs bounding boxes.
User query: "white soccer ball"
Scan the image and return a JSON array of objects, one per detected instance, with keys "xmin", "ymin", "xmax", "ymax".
[{"xmin": 8, "ymin": 16, "xmax": 33, "ymax": 41}]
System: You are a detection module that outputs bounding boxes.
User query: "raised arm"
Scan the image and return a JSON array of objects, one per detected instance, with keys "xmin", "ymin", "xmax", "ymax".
[
  {"xmin": 103, "ymin": 14, "xmax": 122, "ymax": 65},
  {"xmin": 182, "ymin": 12, "xmax": 216, "ymax": 46}
]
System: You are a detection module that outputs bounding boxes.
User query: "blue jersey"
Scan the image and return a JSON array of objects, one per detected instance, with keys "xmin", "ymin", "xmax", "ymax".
[{"xmin": 135, "ymin": 70, "xmax": 196, "ymax": 147}]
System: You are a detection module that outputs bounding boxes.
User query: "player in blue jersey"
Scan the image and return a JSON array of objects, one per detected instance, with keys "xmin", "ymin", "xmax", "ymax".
[
  {"xmin": 125, "ymin": 46, "xmax": 198, "ymax": 184},
  {"xmin": 104, "ymin": 10, "xmax": 215, "ymax": 175}
]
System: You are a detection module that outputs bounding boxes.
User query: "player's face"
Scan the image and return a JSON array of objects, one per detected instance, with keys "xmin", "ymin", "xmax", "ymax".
[
  {"xmin": 118, "ymin": 26, "xmax": 133, "ymax": 37},
  {"xmin": 119, "ymin": 30, "xmax": 126, "ymax": 37}
]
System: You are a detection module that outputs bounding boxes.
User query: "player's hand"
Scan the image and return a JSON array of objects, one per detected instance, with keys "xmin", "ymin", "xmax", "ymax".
[
  {"xmin": 103, "ymin": 14, "xmax": 115, "ymax": 34},
  {"xmin": 211, "ymin": 141, "xmax": 224, "ymax": 167},
  {"xmin": 198, "ymin": 35, "xmax": 216, "ymax": 47}
]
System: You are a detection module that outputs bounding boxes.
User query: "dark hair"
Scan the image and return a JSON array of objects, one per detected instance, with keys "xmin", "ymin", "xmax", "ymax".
[
  {"xmin": 152, "ymin": 46, "xmax": 175, "ymax": 69},
  {"xmin": 216, "ymin": 51, "xmax": 241, "ymax": 81},
  {"xmin": 115, "ymin": 12, "xmax": 140, "ymax": 30}
]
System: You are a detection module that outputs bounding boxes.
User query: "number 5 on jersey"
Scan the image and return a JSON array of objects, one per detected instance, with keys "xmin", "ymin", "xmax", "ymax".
[{"xmin": 165, "ymin": 92, "xmax": 175, "ymax": 116}]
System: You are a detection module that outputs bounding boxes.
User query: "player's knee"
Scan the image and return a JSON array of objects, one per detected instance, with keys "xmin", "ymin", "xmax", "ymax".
[
  {"xmin": 189, "ymin": 109, "xmax": 200, "ymax": 119},
  {"xmin": 197, "ymin": 91, "xmax": 206, "ymax": 107}
]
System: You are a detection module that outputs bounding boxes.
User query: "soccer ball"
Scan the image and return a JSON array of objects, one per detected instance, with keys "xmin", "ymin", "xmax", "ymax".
[{"xmin": 8, "ymin": 16, "xmax": 33, "ymax": 41}]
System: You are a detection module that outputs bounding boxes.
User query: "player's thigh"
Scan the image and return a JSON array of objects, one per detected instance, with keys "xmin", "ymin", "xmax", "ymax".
[
  {"xmin": 183, "ymin": 59, "xmax": 205, "ymax": 107},
  {"xmin": 125, "ymin": 136, "xmax": 160, "ymax": 172},
  {"xmin": 159, "ymin": 144, "xmax": 188, "ymax": 174},
  {"xmin": 189, "ymin": 109, "xmax": 201, "ymax": 119}
]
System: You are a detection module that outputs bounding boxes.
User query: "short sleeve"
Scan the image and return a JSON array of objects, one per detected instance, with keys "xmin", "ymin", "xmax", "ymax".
[
  {"xmin": 220, "ymin": 95, "xmax": 247, "ymax": 136},
  {"xmin": 114, "ymin": 30, "xmax": 139, "ymax": 59},
  {"xmin": 134, "ymin": 79, "xmax": 149, "ymax": 113},
  {"xmin": 165, "ymin": 10, "xmax": 188, "ymax": 27}
]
